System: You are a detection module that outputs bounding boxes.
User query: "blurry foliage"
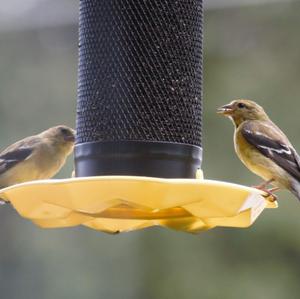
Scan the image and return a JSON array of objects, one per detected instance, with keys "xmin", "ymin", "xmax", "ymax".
[{"xmin": 0, "ymin": 2, "xmax": 300, "ymax": 299}]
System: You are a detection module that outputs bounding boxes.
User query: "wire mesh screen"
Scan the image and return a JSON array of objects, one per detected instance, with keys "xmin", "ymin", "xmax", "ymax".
[{"xmin": 77, "ymin": 0, "xmax": 203, "ymax": 146}]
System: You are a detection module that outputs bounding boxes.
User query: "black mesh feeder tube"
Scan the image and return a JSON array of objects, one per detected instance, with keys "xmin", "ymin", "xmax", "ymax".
[{"xmin": 75, "ymin": 0, "xmax": 203, "ymax": 178}]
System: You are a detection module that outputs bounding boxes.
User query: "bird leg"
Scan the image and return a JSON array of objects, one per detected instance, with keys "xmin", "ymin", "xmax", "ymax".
[
  {"xmin": 268, "ymin": 187, "xmax": 280, "ymax": 193},
  {"xmin": 252, "ymin": 179, "xmax": 274, "ymax": 190}
]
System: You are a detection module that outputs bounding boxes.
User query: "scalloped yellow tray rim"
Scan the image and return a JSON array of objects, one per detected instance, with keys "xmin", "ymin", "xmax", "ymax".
[{"xmin": 0, "ymin": 176, "xmax": 277, "ymax": 234}]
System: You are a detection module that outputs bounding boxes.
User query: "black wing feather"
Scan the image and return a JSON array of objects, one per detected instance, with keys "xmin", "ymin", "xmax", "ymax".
[
  {"xmin": 0, "ymin": 147, "xmax": 33, "ymax": 175},
  {"xmin": 242, "ymin": 125, "xmax": 300, "ymax": 181}
]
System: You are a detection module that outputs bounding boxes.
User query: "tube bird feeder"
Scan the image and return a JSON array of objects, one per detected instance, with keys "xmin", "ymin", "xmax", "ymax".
[{"xmin": 0, "ymin": 0, "xmax": 277, "ymax": 234}]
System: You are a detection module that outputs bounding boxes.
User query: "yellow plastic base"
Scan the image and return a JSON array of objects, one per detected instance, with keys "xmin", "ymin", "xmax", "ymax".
[{"xmin": 0, "ymin": 176, "xmax": 277, "ymax": 234}]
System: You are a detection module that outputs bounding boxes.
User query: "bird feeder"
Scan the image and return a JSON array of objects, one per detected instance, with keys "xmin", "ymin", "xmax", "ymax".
[{"xmin": 0, "ymin": 0, "xmax": 277, "ymax": 234}]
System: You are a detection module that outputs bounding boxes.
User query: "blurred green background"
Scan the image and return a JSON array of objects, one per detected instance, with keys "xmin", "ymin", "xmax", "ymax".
[{"xmin": 0, "ymin": 1, "xmax": 300, "ymax": 298}]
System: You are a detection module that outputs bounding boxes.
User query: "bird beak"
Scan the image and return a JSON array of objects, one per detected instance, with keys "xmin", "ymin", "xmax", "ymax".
[
  {"xmin": 217, "ymin": 104, "xmax": 234, "ymax": 115},
  {"xmin": 65, "ymin": 129, "xmax": 76, "ymax": 142},
  {"xmin": 64, "ymin": 135, "xmax": 75, "ymax": 142}
]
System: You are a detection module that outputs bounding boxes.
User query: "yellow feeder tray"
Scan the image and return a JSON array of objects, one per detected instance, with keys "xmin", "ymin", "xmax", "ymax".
[{"xmin": 0, "ymin": 176, "xmax": 277, "ymax": 234}]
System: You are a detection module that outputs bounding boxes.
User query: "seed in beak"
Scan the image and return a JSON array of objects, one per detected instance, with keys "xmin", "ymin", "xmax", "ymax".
[{"xmin": 217, "ymin": 105, "xmax": 234, "ymax": 115}]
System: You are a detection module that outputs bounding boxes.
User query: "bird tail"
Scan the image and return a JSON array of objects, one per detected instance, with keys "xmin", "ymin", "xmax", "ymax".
[{"xmin": 289, "ymin": 179, "xmax": 300, "ymax": 201}]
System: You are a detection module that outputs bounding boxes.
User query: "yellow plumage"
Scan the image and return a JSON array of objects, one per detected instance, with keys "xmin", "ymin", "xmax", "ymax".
[
  {"xmin": 234, "ymin": 122, "xmax": 290, "ymax": 189},
  {"xmin": 0, "ymin": 125, "xmax": 75, "ymax": 188},
  {"xmin": 218, "ymin": 99, "xmax": 300, "ymax": 201}
]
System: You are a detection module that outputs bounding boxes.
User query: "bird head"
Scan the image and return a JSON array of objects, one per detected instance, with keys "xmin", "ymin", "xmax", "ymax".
[
  {"xmin": 40, "ymin": 125, "xmax": 75, "ymax": 153},
  {"xmin": 217, "ymin": 99, "xmax": 269, "ymax": 127}
]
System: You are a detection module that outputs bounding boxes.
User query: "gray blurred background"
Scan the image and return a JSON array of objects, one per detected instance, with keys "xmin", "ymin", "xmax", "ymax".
[{"xmin": 0, "ymin": 0, "xmax": 300, "ymax": 298}]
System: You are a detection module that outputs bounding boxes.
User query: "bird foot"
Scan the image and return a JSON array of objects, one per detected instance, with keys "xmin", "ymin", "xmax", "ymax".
[
  {"xmin": 256, "ymin": 188, "xmax": 278, "ymax": 202},
  {"xmin": 0, "ymin": 198, "xmax": 10, "ymax": 205}
]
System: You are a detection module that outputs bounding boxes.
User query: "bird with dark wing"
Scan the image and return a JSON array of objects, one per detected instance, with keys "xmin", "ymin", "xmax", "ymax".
[
  {"xmin": 217, "ymin": 99, "xmax": 300, "ymax": 201},
  {"xmin": 0, "ymin": 125, "xmax": 75, "ymax": 193}
]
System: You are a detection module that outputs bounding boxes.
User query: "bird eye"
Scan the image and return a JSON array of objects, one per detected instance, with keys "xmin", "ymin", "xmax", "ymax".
[
  {"xmin": 237, "ymin": 103, "xmax": 247, "ymax": 109},
  {"xmin": 60, "ymin": 128, "xmax": 69, "ymax": 135}
]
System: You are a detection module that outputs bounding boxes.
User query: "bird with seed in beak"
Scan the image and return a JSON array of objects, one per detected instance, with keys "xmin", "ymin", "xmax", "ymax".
[{"xmin": 217, "ymin": 99, "xmax": 300, "ymax": 202}]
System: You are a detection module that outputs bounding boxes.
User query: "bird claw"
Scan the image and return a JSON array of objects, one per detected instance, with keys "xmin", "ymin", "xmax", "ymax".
[
  {"xmin": 0, "ymin": 198, "xmax": 10, "ymax": 205},
  {"xmin": 255, "ymin": 188, "xmax": 277, "ymax": 202},
  {"xmin": 252, "ymin": 184, "xmax": 279, "ymax": 202},
  {"xmin": 262, "ymin": 192, "xmax": 277, "ymax": 202}
]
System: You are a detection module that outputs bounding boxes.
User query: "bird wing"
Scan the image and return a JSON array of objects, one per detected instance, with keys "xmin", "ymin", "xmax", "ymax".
[
  {"xmin": 242, "ymin": 121, "xmax": 300, "ymax": 181},
  {"xmin": 0, "ymin": 137, "xmax": 40, "ymax": 175}
]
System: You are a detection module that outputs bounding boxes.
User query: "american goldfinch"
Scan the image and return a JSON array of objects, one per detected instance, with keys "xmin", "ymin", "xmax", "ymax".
[
  {"xmin": 217, "ymin": 99, "xmax": 300, "ymax": 201},
  {"xmin": 0, "ymin": 125, "xmax": 75, "ymax": 191}
]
